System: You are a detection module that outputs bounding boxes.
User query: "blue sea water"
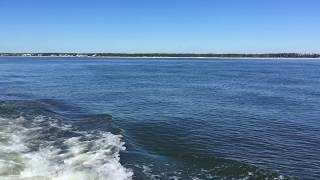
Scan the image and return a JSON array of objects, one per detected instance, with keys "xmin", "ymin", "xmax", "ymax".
[{"xmin": 0, "ymin": 57, "xmax": 319, "ymax": 179}]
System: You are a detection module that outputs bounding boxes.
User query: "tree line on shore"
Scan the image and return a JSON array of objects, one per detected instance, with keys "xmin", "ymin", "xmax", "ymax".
[{"xmin": 0, "ymin": 53, "xmax": 319, "ymax": 58}]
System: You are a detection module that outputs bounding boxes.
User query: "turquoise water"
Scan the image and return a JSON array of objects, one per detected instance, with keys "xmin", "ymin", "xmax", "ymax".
[{"xmin": 0, "ymin": 57, "xmax": 319, "ymax": 179}]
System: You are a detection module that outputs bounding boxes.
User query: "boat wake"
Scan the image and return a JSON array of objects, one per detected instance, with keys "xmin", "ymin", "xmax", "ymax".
[{"xmin": 0, "ymin": 100, "xmax": 133, "ymax": 180}]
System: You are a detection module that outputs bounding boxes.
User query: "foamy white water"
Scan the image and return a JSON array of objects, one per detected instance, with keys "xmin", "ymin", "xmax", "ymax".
[{"xmin": 0, "ymin": 116, "xmax": 133, "ymax": 180}]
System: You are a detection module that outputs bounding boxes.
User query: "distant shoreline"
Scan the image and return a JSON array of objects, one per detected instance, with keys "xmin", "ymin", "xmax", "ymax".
[
  {"xmin": 1, "ymin": 56, "xmax": 320, "ymax": 60},
  {"xmin": 1, "ymin": 53, "xmax": 319, "ymax": 59}
]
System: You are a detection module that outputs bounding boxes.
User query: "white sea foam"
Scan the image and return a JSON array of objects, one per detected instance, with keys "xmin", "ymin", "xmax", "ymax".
[{"xmin": 0, "ymin": 116, "xmax": 133, "ymax": 180}]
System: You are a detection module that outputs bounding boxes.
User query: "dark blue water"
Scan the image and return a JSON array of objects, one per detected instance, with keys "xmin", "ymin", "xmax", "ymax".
[{"xmin": 0, "ymin": 57, "xmax": 319, "ymax": 179}]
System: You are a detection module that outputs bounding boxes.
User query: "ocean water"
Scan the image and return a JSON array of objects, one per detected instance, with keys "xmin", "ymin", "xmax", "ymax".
[{"xmin": 0, "ymin": 57, "xmax": 319, "ymax": 180}]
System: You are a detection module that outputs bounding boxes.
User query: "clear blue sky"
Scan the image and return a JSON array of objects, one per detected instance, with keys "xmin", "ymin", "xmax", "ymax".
[{"xmin": 0, "ymin": 0, "xmax": 319, "ymax": 53}]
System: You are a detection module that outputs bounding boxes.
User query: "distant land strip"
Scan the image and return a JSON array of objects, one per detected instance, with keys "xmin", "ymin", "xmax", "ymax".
[{"xmin": 0, "ymin": 53, "xmax": 319, "ymax": 58}]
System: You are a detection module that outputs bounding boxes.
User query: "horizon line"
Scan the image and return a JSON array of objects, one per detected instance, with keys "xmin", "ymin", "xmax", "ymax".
[{"xmin": 1, "ymin": 52, "xmax": 320, "ymax": 54}]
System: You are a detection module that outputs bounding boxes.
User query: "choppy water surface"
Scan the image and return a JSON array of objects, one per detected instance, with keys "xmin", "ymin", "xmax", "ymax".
[{"xmin": 0, "ymin": 57, "xmax": 319, "ymax": 180}]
